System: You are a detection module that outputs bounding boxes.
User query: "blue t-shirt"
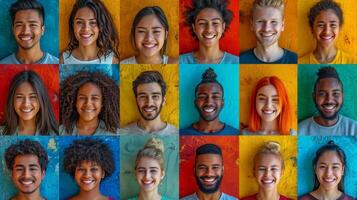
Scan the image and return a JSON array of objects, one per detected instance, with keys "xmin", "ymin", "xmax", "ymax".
[
  {"xmin": 180, "ymin": 52, "xmax": 239, "ymax": 64},
  {"xmin": 240, "ymin": 48, "xmax": 297, "ymax": 64},
  {"xmin": 180, "ymin": 123, "xmax": 239, "ymax": 135},
  {"xmin": 0, "ymin": 52, "xmax": 58, "ymax": 64},
  {"xmin": 181, "ymin": 192, "xmax": 238, "ymax": 200}
]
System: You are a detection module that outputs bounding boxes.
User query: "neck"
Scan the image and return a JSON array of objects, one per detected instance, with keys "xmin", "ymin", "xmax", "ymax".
[
  {"xmin": 136, "ymin": 53, "xmax": 162, "ymax": 64},
  {"xmin": 254, "ymin": 42, "xmax": 283, "ymax": 62},
  {"xmin": 260, "ymin": 120, "xmax": 279, "ymax": 134},
  {"xmin": 311, "ymin": 186, "xmax": 342, "ymax": 200},
  {"xmin": 314, "ymin": 115, "xmax": 339, "ymax": 127},
  {"xmin": 76, "ymin": 188, "xmax": 104, "ymax": 200},
  {"xmin": 16, "ymin": 44, "xmax": 44, "ymax": 64},
  {"xmin": 195, "ymin": 43, "xmax": 223, "ymax": 63},
  {"xmin": 13, "ymin": 190, "xmax": 43, "ymax": 200},
  {"xmin": 257, "ymin": 188, "xmax": 280, "ymax": 200},
  {"xmin": 196, "ymin": 190, "xmax": 222, "ymax": 200},
  {"xmin": 76, "ymin": 118, "xmax": 99, "ymax": 135},
  {"xmin": 193, "ymin": 118, "xmax": 223, "ymax": 133},
  {"xmin": 18, "ymin": 119, "xmax": 37, "ymax": 135},
  {"xmin": 138, "ymin": 189, "xmax": 161, "ymax": 200},
  {"xmin": 74, "ymin": 45, "xmax": 99, "ymax": 61},
  {"xmin": 313, "ymin": 44, "xmax": 337, "ymax": 63},
  {"xmin": 137, "ymin": 117, "xmax": 166, "ymax": 133}
]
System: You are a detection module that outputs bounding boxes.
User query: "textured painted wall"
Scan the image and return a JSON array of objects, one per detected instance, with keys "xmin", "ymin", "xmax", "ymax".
[
  {"xmin": 59, "ymin": 0, "xmax": 120, "ymax": 53},
  {"xmin": 180, "ymin": 64, "xmax": 239, "ymax": 129},
  {"xmin": 180, "ymin": 136, "xmax": 239, "ymax": 198},
  {"xmin": 0, "ymin": 65, "xmax": 59, "ymax": 124},
  {"xmin": 120, "ymin": 0, "xmax": 178, "ymax": 60},
  {"xmin": 239, "ymin": 64, "xmax": 297, "ymax": 131},
  {"xmin": 120, "ymin": 64, "xmax": 178, "ymax": 127},
  {"xmin": 179, "ymin": 0, "xmax": 239, "ymax": 55},
  {"xmin": 298, "ymin": 0, "xmax": 357, "ymax": 57},
  {"xmin": 298, "ymin": 136, "xmax": 357, "ymax": 198},
  {"xmin": 0, "ymin": 0, "xmax": 59, "ymax": 59},
  {"xmin": 239, "ymin": 135, "xmax": 297, "ymax": 199},
  {"xmin": 298, "ymin": 65, "xmax": 357, "ymax": 122},
  {"xmin": 59, "ymin": 64, "xmax": 119, "ymax": 83},
  {"xmin": 58, "ymin": 136, "xmax": 120, "ymax": 200},
  {"xmin": 120, "ymin": 135, "xmax": 178, "ymax": 200},
  {"xmin": 0, "ymin": 136, "xmax": 59, "ymax": 200},
  {"xmin": 239, "ymin": 0, "xmax": 297, "ymax": 53}
]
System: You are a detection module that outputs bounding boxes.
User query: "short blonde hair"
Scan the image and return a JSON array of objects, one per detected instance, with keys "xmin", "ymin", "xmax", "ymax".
[
  {"xmin": 251, "ymin": 0, "xmax": 285, "ymax": 17},
  {"xmin": 135, "ymin": 138, "xmax": 165, "ymax": 171},
  {"xmin": 254, "ymin": 141, "xmax": 284, "ymax": 169}
]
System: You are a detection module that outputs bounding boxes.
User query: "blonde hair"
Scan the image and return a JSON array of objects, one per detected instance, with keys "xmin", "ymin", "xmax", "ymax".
[
  {"xmin": 251, "ymin": 0, "xmax": 285, "ymax": 17},
  {"xmin": 135, "ymin": 138, "xmax": 165, "ymax": 171},
  {"xmin": 254, "ymin": 141, "xmax": 284, "ymax": 169}
]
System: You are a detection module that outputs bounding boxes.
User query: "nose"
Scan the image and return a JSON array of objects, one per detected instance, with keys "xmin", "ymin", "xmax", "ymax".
[
  {"xmin": 262, "ymin": 21, "xmax": 270, "ymax": 32},
  {"xmin": 23, "ymin": 168, "xmax": 31, "ymax": 178},
  {"xmin": 144, "ymin": 171, "xmax": 151, "ymax": 179},
  {"xmin": 265, "ymin": 98, "xmax": 273, "ymax": 108},
  {"xmin": 205, "ymin": 23, "xmax": 214, "ymax": 33},
  {"xmin": 324, "ymin": 167, "xmax": 333, "ymax": 176},
  {"xmin": 144, "ymin": 31, "xmax": 154, "ymax": 41}
]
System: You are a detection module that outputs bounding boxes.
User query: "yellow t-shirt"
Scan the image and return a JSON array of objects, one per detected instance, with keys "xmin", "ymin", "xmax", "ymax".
[{"xmin": 299, "ymin": 49, "xmax": 357, "ymax": 64}]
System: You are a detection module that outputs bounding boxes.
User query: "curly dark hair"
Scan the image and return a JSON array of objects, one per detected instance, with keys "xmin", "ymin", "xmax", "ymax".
[
  {"xmin": 314, "ymin": 66, "xmax": 342, "ymax": 93},
  {"xmin": 66, "ymin": 0, "xmax": 119, "ymax": 61},
  {"xmin": 185, "ymin": 0, "xmax": 233, "ymax": 38},
  {"xmin": 60, "ymin": 71, "xmax": 119, "ymax": 134},
  {"xmin": 5, "ymin": 139, "xmax": 48, "ymax": 171},
  {"xmin": 308, "ymin": 0, "xmax": 343, "ymax": 29},
  {"xmin": 132, "ymin": 70, "xmax": 167, "ymax": 97},
  {"xmin": 63, "ymin": 138, "xmax": 115, "ymax": 179}
]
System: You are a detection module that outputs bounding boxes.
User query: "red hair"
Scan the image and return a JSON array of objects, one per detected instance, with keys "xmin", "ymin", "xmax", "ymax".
[{"xmin": 248, "ymin": 76, "xmax": 292, "ymax": 134}]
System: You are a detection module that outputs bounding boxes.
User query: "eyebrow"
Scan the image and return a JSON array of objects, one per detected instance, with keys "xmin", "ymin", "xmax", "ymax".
[
  {"xmin": 197, "ymin": 18, "xmax": 222, "ymax": 22},
  {"xmin": 316, "ymin": 20, "xmax": 338, "ymax": 24},
  {"xmin": 75, "ymin": 18, "xmax": 97, "ymax": 21},
  {"xmin": 257, "ymin": 93, "xmax": 278, "ymax": 97},
  {"xmin": 137, "ymin": 26, "xmax": 163, "ymax": 29}
]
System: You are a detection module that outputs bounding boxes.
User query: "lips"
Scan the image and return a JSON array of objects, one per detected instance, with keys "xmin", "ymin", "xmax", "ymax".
[
  {"xmin": 320, "ymin": 35, "xmax": 334, "ymax": 41},
  {"xmin": 322, "ymin": 177, "xmax": 336, "ymax": 183},
  {"xmin": 200, "ymin": 176, "xmax": 217, "ymax": 186},
  {"xmin": 19, "ymin": 35, "xmax": 33, "ymax": 41},
  {"xmin": 19, "ymin": 178, "xmax": 34, "ymax": 186},
  {"xmin": 142, "ymin": 43, "xmax": 157, "ymax": 49},
  {"xmin": 203, "ymin": 105, "xmax": 216, "ymax": 113},
  {"xmin": 321, "ymin": 103, "xmax": 337, "ymax": 113},
  {"xmin": 261, "ymin": 179, "xmax": 275, "ymax": 184},
  {"xmin": 82, "ymin": 108, "xmax": 96, "ymax": 113},
  {"xmin": 203, "ymin": 34, "xmax": 216, "ymax": 39},
  {"xmin": 143, "ymin": 106, "xmax": 157, "ymax": 113},
  {"xmin": 20, "ymin": 107, "xmax": 34, "ymax": 113},
  {"xmin": 262, "ymin": 109, "xmax": 276, "ymax": 115},
  {"xmin": 81, "ymin": 179, "xmax": 95, "ymax": 184}
]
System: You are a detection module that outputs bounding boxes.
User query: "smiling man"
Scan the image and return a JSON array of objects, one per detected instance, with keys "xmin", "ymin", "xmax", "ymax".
[
  {"xmin": 0, "ymin": 0, "xmax": 58, "ymax": 64},
  {"xmin": 298, "ymin": 66, "xmax": 357, "ymax": 135},
  {"xmin": 4, "ymin": 139, "xmax": 48, "ymax": 200},
  {"xmin": 240, "ymin": 0, "xmax": 297, "ymax": 64},
  {"xmin": 181, "ymin": 144, "xmax": 237, "ymax": 200},
  {"xmin": 181, "ymin": 68, "xmax": 238, "ymax": 135},
  {"xmin": 121, "ymin": 70, "xmax": 178, "ymax": 135}
]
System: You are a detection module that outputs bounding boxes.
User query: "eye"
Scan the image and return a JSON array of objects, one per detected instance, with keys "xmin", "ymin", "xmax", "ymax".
[
  {"xmin": 258, "ymin": 167, "xmax": 266, "ymax": 171},
  {"xmin": 150, "ymin": 169, "xmax": 158, "ymax": 174},
  {"xmin": 30, "ymin": 94, "xmax": 38, "ymax": 99},
  {"xmin": 89, "ymin": 21, "xmax": 97, "ymax": 27},
  {"xmin": 272, "ymin": 98, "xmax": 279, "ymax": 103},
  {"xmin": 30, "ymin": 167, "xmax": 38, "ymax": 171},
  {"xmin": 271, "ymin": 167, "xmax": 279, "ymax": 171},
  {"xmin": 332, "ymin": 92, "xmax": 340, "ymax": 97},
  {"xmin": 212, "ymin": 95, "xmax": 222, "ymax": 100},
  {"xmin": 152, "ymin": 95, "xmax": 160, "ymax": 100},
  {"xmin": 258, "ymin": 97, "xmax": 267, "ymax": 102},
  {"xmin": 91, "ymin": 167, "xmax": 99, "ymax": 172},
  {"xmin": 318, "ymin": 91, "xmax": 326, "ymax": 97}
]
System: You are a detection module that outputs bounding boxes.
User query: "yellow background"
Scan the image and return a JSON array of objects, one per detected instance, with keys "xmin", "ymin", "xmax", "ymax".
[
  {"xmin": 239, "ymin": 136, "xmax": 297, "ymax": 199},
  {"xmin": 298, "ymin": 0, "xmax": 357, "ymax": 57},
  {"xmin": 239, "ymin": 64, "xmax": 297, "ymax": 131},
  {"xmin": 59, "ymin": 0, "xmax": 120, "ymax": 53},
  {"xmin": 120, "ymin": 64, "xmax": 179, "ymax": 127},
  {"xmin": 239, "ymin": 0, "xmax": 298, "ymax": 53},
  {"xmin": 120, "ymin": 0, "xmax": 179, "ymax": 60}
]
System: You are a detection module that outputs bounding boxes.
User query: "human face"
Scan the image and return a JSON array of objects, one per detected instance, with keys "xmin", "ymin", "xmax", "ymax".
[
  {"xmin": 12, "ymin": 9, "xmax": 44, "ymax": 50},
  {"xmin": 254, "ymin": 154, "xmax": 282, "ymax": 190},
  {"xmin": 11, "ymin": 154, "xmax": 45, "ymax": 195},
  {"xmin": 76, "ymin": 83, "xmax": 102, "ymax": 123},
  {"xmin": 135, "ymin": 157, "xmax": 164, "ymax": 193},
  {"xmin": 14, "ymin": 82, "xmax": 40, "ymax": 123},
  {"xmin": 135, "ymin": 14, "xmax": 167, "ymax": 58},
  {"xmin": 73, "ymin": 7, "xmax": 99, "ymax": 47},
  {"xmin": 195, "ymin": 154, "xmax": 223, "ymax": 194},
  {"xmin": 251, "ymin": 6, "xmax": 284, "ymax": 47},
  {"xmin": 195, "ymin": 83, "xmax": 224, "ymax": 122},
  {"xmin": 312, "ymin": 9, "xmax": 340, "ymax": 48},
  {"xmin": 315, "ymin": 151, "xmax": 344, "ymax": 190},
  {"xmin": 255, "ymin": 84, "xmax": 281, "ymax": 123},
  {"xmin": 74, "ymin": 161, "xmax": 104, "ymax": 192},
  {"xmin": 314, "ymin": 78, "xmax": 343, "ymax": 121},
  {"xmin": 193, "ymin": 8, "xmax": 225, "ymax": 48},
  {"xmin": 136, "ymin": 82, "xmax": 165, "ymax": 121}
]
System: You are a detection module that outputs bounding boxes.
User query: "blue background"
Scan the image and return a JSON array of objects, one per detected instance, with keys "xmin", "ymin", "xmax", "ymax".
[
  {"xmin": 0, "ymin": 136, "xmax": 59, "ymax": 200},
  {"xmin": 58, "ymin": 136, "xmax": 120, "ymax": 200},
  {"xmin": 0, "ymin": 0, "xmax": 59, "ymax": 59},
  {"xmin": 298, "ymin": 136, "xmax": 357, "ymax": 198},
  {"xmin": 179, "ymin": 64, "xmax": 239, "ymax": 129}
]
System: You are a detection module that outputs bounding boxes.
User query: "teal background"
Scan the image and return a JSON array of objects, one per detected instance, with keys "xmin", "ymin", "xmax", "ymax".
[
  {"xmin": 179, "ymin": 64, "xmax": 239, "ymax": 129},
  {"xmin": 298, "ymin": 136, "xmax": 357, "ymax": 198},
  {"xmin": 298, "ymin": 65, "xmax": 357, "ymax": 122},
  {"xmin": 59, "ymin": 136, "xmax": 120, "ymax": 200},
  {"xmin": 0, "ymin": 136, "xmax": 59, "ymax": 200},
  {"xmin": 0, "ymin": 0, "xmax": 59, "ymax": 59},
  {"xmin": 120, "ymin": 135, "xmax": 179, "ymax": 200}
]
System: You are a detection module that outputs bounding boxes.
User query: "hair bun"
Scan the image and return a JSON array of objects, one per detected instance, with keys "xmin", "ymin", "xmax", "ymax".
[
  {"xmin": 144, "ymin": 138, "xmax": 164, "ymax": 153},
  {"xmin": 262, "ymin": 141, "xmax": 281, "ymax": 154},
  {"xmin": 327, "ymin": 140, "xmax": 335, "ymax": 145},
  {"xmin": 202, "ymin": 68, "xmax": 217, "ymax": 82}
]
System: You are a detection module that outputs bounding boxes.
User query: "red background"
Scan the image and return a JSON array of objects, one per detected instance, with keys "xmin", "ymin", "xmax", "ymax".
[
  {"xmin": 180, "ymin": 136, "xmax": 239, "ymax": 198},
  {"xmin": 0, "ymin": 65, "xmax": 59, "ymax": 124},
  {"xmin": 179, "ymin": 0, "xmax": 239, "ymax": 55}
]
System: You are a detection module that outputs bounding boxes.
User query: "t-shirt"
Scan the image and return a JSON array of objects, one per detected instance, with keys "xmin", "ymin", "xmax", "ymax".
[
  {"xmin": 128, "ymin": 195, "xmax": 173, "ymax": 200},
  {"xmin": 119, "ymin": 122, "xmax": 178, "ymax": 135},
  {"xmin": 0, "ymin": 126, "xmax": 57, "ymax": 136},
  {"xmin": 59, "ymin": 120, "xmax": 118, "ymax": 135},
  {"xmin": 0, "ymin": 52, "xmax": 58, "ymax": 64},
  {"xmin": 62, "ymin": 50, "xmax": 114, "ymax": 64},
  {"xmin": 241, "ymin": 194, "xmax": 293, "ymax": 200},
  {"xmin": 180, "ymin": 192, "xmax": 238, "ymax": 200},
  {"xmin": 240, "ymin": 48, "xmax": 297, "ymax": 64},
  {"xmin": 298, "ymin": 193, "xmax": 355, "ymax": 200},
  {"xmin": 241, "ymin": 128, "xmax": 296, "ymax": 135},
  {"xmin": 120, "ymin": 55, "xmax": 169, "ymax": 64},
  {"xmin": 180, "ymin": 123, "xmax": 238, "ymax": 135},
  {"xmin": 299, "ymin": 49, "xmax": 357, "ymax": 64},
  {"xmin": 298, "ymin": 115, "xmax": 357, "ymax": 136},
  {"xmin": 180, "ymin": 52, "xmax": 239, "ymax": 64}
]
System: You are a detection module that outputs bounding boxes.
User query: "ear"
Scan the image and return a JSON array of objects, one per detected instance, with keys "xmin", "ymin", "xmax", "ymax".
[
  {"xmin": 165, "ymin": 30, "xmax": 168, "ymax": 39},
  {"xmin": 222, "ymin": 22, "xmax": 226, "ymax": 32},
  {"xmin": 192, "ymin": 23, "xmax": 196, "ymax": 35},
  {"xmin": 161, "ymin": 170, "xmax": 165, "ymax": 181},
  {"xmin": 41, "ymin": 25, "xmax": 45, "ymax": 36},
  {"xmin": 163, "ymin": 96, "xmax": 166, "ymax": 106},
  {"xmin": 281, "ymin": 19, "xmax": 285, "ymax": 32},
  {"xmin": 41, "ymin": 170, "xmax": 46, "ymax": 180},
  {"xmin": 102, "ymin": 170, "xmax": 105, "ymax": 179}
]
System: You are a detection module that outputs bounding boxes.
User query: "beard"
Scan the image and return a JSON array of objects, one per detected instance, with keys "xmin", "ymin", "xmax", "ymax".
[
  {"xmin": 195, "ymin": 174, "xmax": 223, "ymax": 194},
  {"xmin": 137, "ymin": 102, "xmax": 163, "ymax": 121},
  {"xmin": 315, "ymin": 101, "xmax": 342, "ymax": 121}
]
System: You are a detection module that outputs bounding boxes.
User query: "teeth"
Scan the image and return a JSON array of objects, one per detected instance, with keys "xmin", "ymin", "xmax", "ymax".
[
  {"xmin": 143, "ymin": 180, "xmax": 153, "ymax": 184},
  {"xmin": 20, "ymin": 36, "xmax": 32, "ymax": 41},
  {"xmin": 322, "ymin": 105, "xmax": 336, "ymax": 110},
  {"xmin": 321, "ymin": 36, "xmax": 333, "ymax": 40},
  {"xmin": 203, "ymin": 34, "xmax": 215, "ymax": 39},
  {"xmin": 323, "ymin": 178, "xmax": 335, "ymax": 183},
  {"xmin": 21, "ymin": 108, "xmax": 33, "ymax": 113},
  {"xmin": 82, "ymin": 180, "xmax": 94, "ymax": 184},
  {"xmin": 21, "ymin": 180, "xmax": 33, "ymax": 185},
  {"xmin": 203, "ymin": 177, "xmax": 216, "ymax": 182},
  {"xmin": 144, "ymin": 107, "xmax": 155, "ymax": 112},
  {"xmin": 203, "ymin": 107, "xmax": 215, "ymax": 113},
  {"xmin": 80, "ymin": 34, "xmax": 92, "ymax": 38},
  {"xmin": 143, "ymin": 44, "xmax": 156, "ymax": 48},
  {"xmin": 83, "ymin": 109, "xmax": 95, "ymax": 113},
  {"xmin": 263, "ymin": 110, "xmax": 274, "ymax": 114},
  {"xmin": 262, "ymin": 180, "xmax": 274, "ymax": 184},
  {"xmin": 261, "ymin": 33, "xmax": 273, "ymax": 37}
]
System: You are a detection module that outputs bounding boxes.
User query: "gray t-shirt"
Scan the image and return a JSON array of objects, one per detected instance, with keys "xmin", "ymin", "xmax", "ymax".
[
  {"xmin": 0, "ymin": 52, "xmax": 58, "ymax": 64},
  {"xmin": 59, "ymin": 120, "xmax": 117, "ymax": 135},
  {"xmin": 180, "ymin": 192, "xmax": 238, "ymax": 200},
  {"xmin": 298, "ymin": 115, "xmax": 357, "ymax": 136},
  {"xmin": 119, "ymin": 122, "xmax": 178, "ymax": 135}
]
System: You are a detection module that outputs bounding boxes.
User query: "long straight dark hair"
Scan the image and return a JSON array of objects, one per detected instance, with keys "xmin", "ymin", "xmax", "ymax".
[{"xmin": 3, "ymin": 71, "xmax": 58, "ymax": 135}]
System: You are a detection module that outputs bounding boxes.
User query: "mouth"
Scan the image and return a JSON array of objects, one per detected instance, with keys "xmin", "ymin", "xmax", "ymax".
[
  {"xmin": 260, "ymin": 32, "xmax": 275, "ymax": 38},
  {"xmin": 81, "ymin": 179, "xmax": 95, "ymax": 185},
  {"xmin": 18, "ymin": 35, "xmax": 33, "ymax": 41},
  {"xmin": 321, "ymin": 104, "xmax": 337, "ymax": 113},
  {"xmin": 20, "ymin": 108, "xmax": 34, "ymax": 113},
  {"xmin": 82, "ymin": 108, "xmax": 96, "ymax": 113},
  {"xmin": 322, "ymin": 177, "xmax": 336, "ymax": 184},
  {"xmin": 319, "ymin": 35, "xmax": 334, "ymax": 42},
  {"xmin": 142, "ymin": 180, "xmax": 154, "ymax": 185},
  {"xmin": 19, "ymin": 179, "xmax": 35, "ymax": 186},
  {"xmin": 142, "ymin": 43, "xmax": 158, "ymax": 49},
  {"xmin": 261, "ymin": 179, "xmax": 275, "ymax": 185},
  {"xmin": 200, "ymin": 176, "xmax": 217, "ymax": 186},
  {"xmin": 143, "ymin": 106, "xmax": 157, "ymax": 113},
  {"xmin": 79, "ymin": 33, "xmax": 94, "ymax": 40},
  {"xmin": 202, "ymin": 105, "xmax": 216, "ymax": 113},
  {"xmin": 262, "ymin": 109, "xmax": 276, "ymax": 115}
]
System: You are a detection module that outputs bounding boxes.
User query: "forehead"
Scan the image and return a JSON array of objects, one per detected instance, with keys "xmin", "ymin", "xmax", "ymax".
[
  {"xmin": 257, "ymin": 84, "xmax": 278, "ymax": 96},
  {"xmin": 314, "ymin": 9, "xmax": 340, "ymax": 23},
  {"xmin": 197, "ymin": 83, "xmax": 222, "ymax": 94},
  {"xmin": 137, "ymin": 82, "xmax": 162, "ymax": 93},
  {"xmin": 196, "ymin": 153, "xmax": 222, "ymax": 165},
  {"xmin": 75, "ymin": 6, "xmax": 96, "ymax": 19},
  {"xmin": 317, "ymin": 150, "xmax": 343, "ymax": 165},
  {"xmin": 195, "ymin": 8, "xmax": 223, "ymax": 21},
  {"xmin": 14, "ymin": 9, "xmax": 42, "ymax": 22},
  {"xmin": 255, "ymin": 153, "xmax": 282, "ymax": 166},
  {"xmin": 316, "ymin": 78, "xmax": 342, "ymax": 91},
  {"xmin": 78, "ymin": 82, "xmax": 101, "ymax": 94},
  {"xmin": 14, "ymin": 154, "xmax": 40, "ymax": 166},
  {"xmin": 252, "ymin": 6, "xmax": 284, "ymax": 20},
  {"xmin": 136, "ymin": 14, "xmax": 164, "ymax": 28},
  {"xmin": 137, "ymin": 156, "xmax": 161, "ymax": 168},
  {"xmin": 15, "ymin": 82, "xmax": 35, "ymax": 93},
  {"xmin": 78, "ymin": 160, "xmax": 100, "ymax": 167}
]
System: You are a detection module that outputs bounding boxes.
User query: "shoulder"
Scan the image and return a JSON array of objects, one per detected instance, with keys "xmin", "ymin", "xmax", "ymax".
[
  {"xmin": 298, "ymin": 193, "xmax": 315, "ymax": 200},
  {"xmin": 298, "ymin": 117, "xmax": 314, "ymax": 135},
  {"xmin": 44, "ymin": 52, "xmax": 59, "ymax": 64},
  {"xmin": 221, "ymin": 192, "xmax": 238, "ymax": 200},
  {"xmin": 240, "ymin": 49, "xmax": 260, "ymax": 64},
  {"xmin": 281, "ymin": 49, "xmax": 298, "ymax": 63},
  {"xmin": 0, "ymin": 53, "xmax": 18, "ymax": 64},
  {"xmin": 179, "ymin": 52, "xmax": 195, "ymax": 64},
  {"xmin": 180, "ymin": 193, "xmax": 197, "ymax": 200},
  {"xmin": 340, "ymin": 193, "xmax": 356, "ymax": 200},
  {"xmin": 127, "ymin": 197, "xmax": 138, "ymax": 200},
  {"xmin": 162, "ymin": 123, "xmax": 179, "ymax": 135},
  {"xmin": 120, "ymin": 56, "xmax": 137, "ymax": 64},
  {"xmin": 222, "ymin": 51, "xmax": 239, "ymax": 64},
  {"xmin": 220, "ymin": 124, "xmax": 239, "ymax": 135},
  {"xmin": 240, "ymin": 193, "xmax": 257, "ymax": 200},
  {"xmin": 279, "ymin": 194, "xmax": 294, "ymax": 200}
]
